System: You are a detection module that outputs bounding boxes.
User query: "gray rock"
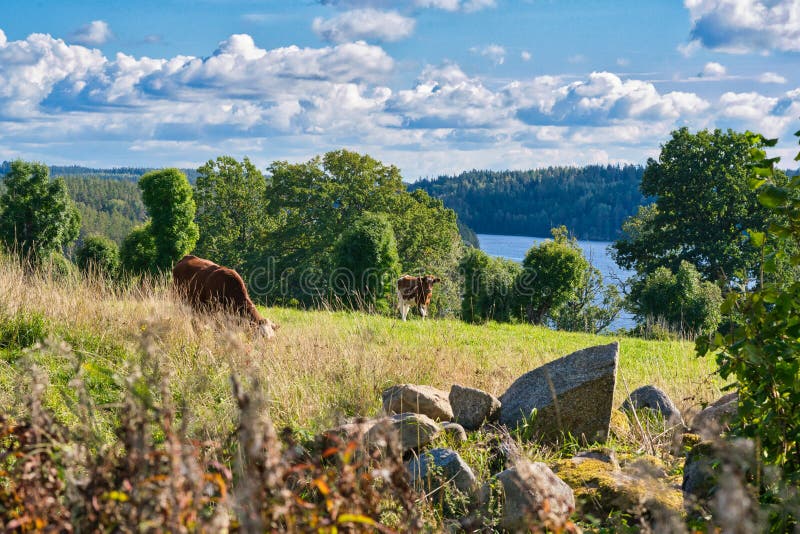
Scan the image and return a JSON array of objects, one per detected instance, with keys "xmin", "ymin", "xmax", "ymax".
[
  {"xmin": 382, "ymin": 384, "xmax": 454, "ymax": 421},
  {"xmin": 621, "ymin": 385, "xmax": 681, "ymax": 422},
  {"xmin": 367, "ymin": 412, "xmax": 441, "ymax": 452},
  {"xmin": 499, "ymin": 342, "xmax": 620, "ymax": 443},
  {"xmin": 478, "ymin": 461, "xmax": 575, "ymax": 531},
  {"xmin": 449, "ymin": 384, "xmax": 501, "ymax": 430},
  {"xmin": 406, "ymin": 448, "xmax": 477, "ymax": 494},
  {"xmin": 441, "ymin": 421, "xmax": 468, "ymax": 443},
  {"xmin": 692, "ymin": 392, "xmax": 737, "ymax": 438}
]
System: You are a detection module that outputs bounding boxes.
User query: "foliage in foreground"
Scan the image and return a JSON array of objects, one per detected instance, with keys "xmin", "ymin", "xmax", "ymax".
[
  {"xmin": 698, "ymin": 129, "xmax": 800, "ymax": 531},
  {"xmin": 0, "ymin": 351, "xmax": 421, "ymax": 532}
]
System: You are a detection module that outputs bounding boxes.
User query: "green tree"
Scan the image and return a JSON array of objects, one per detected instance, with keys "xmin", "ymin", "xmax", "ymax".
[
  {"xmin": 262, "ymin": 150, "xmax": 460, "ymax": 307},
  {"xmin": 613, "ymin": 128, "xmax": 783, "ymax": 285},
  {"xmin": 76, "ymin": 235, "xmax": 120, "ymax": 277},
  {"xmin": 459, "ymin": 247, "xmax": 521, "ymax": 323},
  {"xmin": 122, "ymin": 168, "xmax": 198, "ymax": 274},
  {"xmin": 120, "ymin": 223, "xmax": 156, "ymax": 274},
  {"xmin": 514, "ymin": 227, "xmax": 588, "ymax": 325},
  {"xmin": 549, "ymin": 264, "xmax": 623, "ymax": 334},
  {"xmin": 0, "ymin": 160, "xmax": 81, "ymax": 262},
  {"xmin": 630, "ymin": 261, "xmax": 722, "ymax": 337},
  {"xmin": 194, "ymin": 156, "xmax": 272, "ymax": 271},
  {"xmin": 330, "ymin": 213, "xmax": 401, "ymax": 312},
  {"xmin": 697, "ymin": 130, "xmax": 800, "ymax": 530}
]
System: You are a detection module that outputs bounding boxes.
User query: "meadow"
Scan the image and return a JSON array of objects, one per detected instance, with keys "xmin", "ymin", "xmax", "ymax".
[{"xmin": 0, "ymin": 253, "xmax": 722, "ymax": 444}]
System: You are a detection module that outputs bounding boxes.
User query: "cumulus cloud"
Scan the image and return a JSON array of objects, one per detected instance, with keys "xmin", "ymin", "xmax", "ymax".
[
  {"xmin": 514, "ymin": 71, "xmax": 710, "ymax": 126},
  {"xmin": 685, "ymin": 0, "xmax": 800, "ymax": 53},
  {"xmin": 470, "ymin": 44, "xmax": 505, "ymax": 65},
  {"xmin": 313, "ymin": 9, "xmax": 415, "ymax": 43},
  {"xmin": 701, "ymin": 61, "xmax": 727, "ymax": 78},
  {"xmin": 1, "ymin": 27, "xmax": 798, "ymax": 178},
  {"xmin": 69, "ymin": 20, "xmax": 113, "ymax": 46},
  {"xmin": 521, "ymin": 50, "xmax": 532, "ymax": 61},
  {"xmin": 758, "ymin": 71, "xmax": 787, "ymax": 84}
]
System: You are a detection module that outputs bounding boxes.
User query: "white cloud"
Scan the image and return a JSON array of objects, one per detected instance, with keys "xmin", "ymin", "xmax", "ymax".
[
  {"xmin": 471, "ymin": 44, "xmax": 505, "ymax": 65},
  {"xmin": 319, "ymin": 0, "xmax": 496, "ymax": 12},
  {"xmin": 313, "ymin": 9, "xmax": 415, "ymax": 43},
  {"xmin": 701, "ymin": 61, "xmax": 727, "ymax": 78},
  {"xmin": 69, "ymin": 20, "xmax": 113, "ymax": 46},
  {"xmin": 520, "ymin": 50, "xmax": 532, "ymax": 61},
  {"xmin": 758, "ymin": 71, "xmax": 787, "ymax": 84},
  {"xmin": 684, "ymin": 0, "xmax": 800, "ymax": 53},
  {"xmin": 568, "ymin": 54, "xmax": 586, "ymax": 64},
  {"xmin": 616, "ymin": 57, "xmax": 630, "ymax": 67},
  {"xmin": 1, "ymin": 27, "xmax": 798, "ymax": 179}
]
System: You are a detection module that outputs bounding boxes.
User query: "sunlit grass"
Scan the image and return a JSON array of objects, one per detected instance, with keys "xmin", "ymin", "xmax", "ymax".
[{"xmin": 0, "ymin": 253, "xmax": 723, "ymax": 442}]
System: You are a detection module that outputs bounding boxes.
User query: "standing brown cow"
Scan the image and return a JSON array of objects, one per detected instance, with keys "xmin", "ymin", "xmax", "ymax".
[
  {"xmin": 396, "ymin": 275, "xmax": 441, "ymax": 321},
  {"xmin": 172, "ymin": 255, "xmax": 278, "ymax": 339}
]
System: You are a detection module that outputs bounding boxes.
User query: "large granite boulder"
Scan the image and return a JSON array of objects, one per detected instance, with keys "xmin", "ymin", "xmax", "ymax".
[
  {"xmin": 382, "ymin": 384, "xmax": 453, "ymax": 421},
  {"xmin": 449, "ymin": 384, "xmax": 501, "ymax": 430},
  {"xmin": 406, "ymin": 448, "xmax": 477, "ymax": 494},
  {"xmin": 621, "ymin": 385, "xmax": 681, "ymax": 422},
  {"xmin": 478, "ymin": 461, "xmax": 575, "ymax": 531},
  {"xmin": 499, "ymin": 342, "xmax": 620, "ymax": 442},
  {"xmin": 367, "ymin": 413, "xmax": 441, "ymax": 452}
]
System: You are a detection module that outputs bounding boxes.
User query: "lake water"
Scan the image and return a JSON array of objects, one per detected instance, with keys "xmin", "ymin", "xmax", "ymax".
[{"xmin": 477, "ymin": 233, "xmax": 635, "ymax": 330}]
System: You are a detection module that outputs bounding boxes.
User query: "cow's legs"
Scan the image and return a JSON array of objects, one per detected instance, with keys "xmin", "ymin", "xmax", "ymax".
[
  {"xmin": 397, "ymin": 290, "xmax": 408, "ymax": 321},
  {"xmin": 419, "ymin": 305, "xmax": 428, "ymax": 320}
]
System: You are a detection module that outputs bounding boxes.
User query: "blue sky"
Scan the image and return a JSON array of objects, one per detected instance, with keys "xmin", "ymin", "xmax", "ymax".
[{"xmin": 1, "ymin": 0, "xmax": 799, "ymax": 178}]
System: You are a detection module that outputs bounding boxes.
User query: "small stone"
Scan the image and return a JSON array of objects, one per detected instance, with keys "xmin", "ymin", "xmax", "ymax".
[
  {"xmin": 382, "ymin": 384, "xmax": 453, "ymax": 421},
  {"xmin": 621, "ymin": 385, "xmax": 682, "ymax": 422},
  {"xmin": 692, "ymin": 392, "xmax": 737, "ymax": 438},
  {"xmin": 478, "ymin": 461, "xmax": 575, "ymax": 531},
  {"xmin": 441, "ymin": 421, "xmax": 468, "ymax": 443},
  {"xmin": 406, "ymin": 448, "xmax": 477, "ymax": 494},
  {"xmin": 367, "ymin": 412, "xmax": 442, "ymax": 452},
  {"xmin": 449, "ymin": 384, "xmax": 501, "ymax": 430}
]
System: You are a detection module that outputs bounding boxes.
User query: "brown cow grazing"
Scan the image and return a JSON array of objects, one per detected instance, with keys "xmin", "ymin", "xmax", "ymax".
[
  {"xmin": 172, "ymin": 255, "xmax": 278, "ymax": 339},
  {"xmin": 396, "ymin": 275, "xmax": 441, "ymax": 321}
]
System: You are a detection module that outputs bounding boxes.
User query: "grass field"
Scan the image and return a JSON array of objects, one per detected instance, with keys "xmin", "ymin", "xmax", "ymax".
[{"xmin": 0, "ymin": 255, "xmax": 724, "ymax": 443}]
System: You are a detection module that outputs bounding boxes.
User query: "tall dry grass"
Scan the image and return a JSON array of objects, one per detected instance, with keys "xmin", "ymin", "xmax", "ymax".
[{"xmin": 0, "ymin": 252, "xmax": 722, "ymax": 442}]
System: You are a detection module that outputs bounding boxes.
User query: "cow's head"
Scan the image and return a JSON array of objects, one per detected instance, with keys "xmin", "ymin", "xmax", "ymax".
[
  {"xmin": 421, "ymin": 275, "xmax": 441, "ymax": 292},
  {"xmin": 255, "ymin": 318, "xmax": 279, "ymax": 340}
]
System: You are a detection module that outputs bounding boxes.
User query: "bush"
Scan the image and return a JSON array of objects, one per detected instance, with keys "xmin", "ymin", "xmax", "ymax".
[
  {"xmin": 698, "ymin": 130, "xmax": 800, "ymax": 530},
  {"xmin": 629, "ymin": 261, "xmax": 722, "ymax": 337},
  {"xmin": 330, "ymin": 213, "xmax": 401, "ymax": 313},
  {"xmin": 119, "ymin": 223, "xmax": 156, "ymax": 274},
  {"xmin": 459, "ymin": 247, "xmax": 520, "ymax": 323},
  {"xmin": 76, "ymin": 235, "xmax": 120, "ymax": 277},
  {"xmin": 514, "ymin": 226, "xmax": 588, "ymax": 325}
]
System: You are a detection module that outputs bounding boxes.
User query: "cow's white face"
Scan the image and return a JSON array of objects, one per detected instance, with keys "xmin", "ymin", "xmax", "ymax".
[{"xmin": 256, "ymin": 319, "xmax": 279, "ymax": 340}]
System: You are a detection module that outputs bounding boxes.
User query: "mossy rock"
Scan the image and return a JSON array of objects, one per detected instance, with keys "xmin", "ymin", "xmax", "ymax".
[
  {"xmin": 609, "ymin": 409, "xmax": 631, "ymax": 439},
  {"xmin": 679, "ymin": 432, "xmax": 702, "ymax": 455},
  {"xmin": 552, "ymin": 457, "xmax": 683, "ymax": 520}
]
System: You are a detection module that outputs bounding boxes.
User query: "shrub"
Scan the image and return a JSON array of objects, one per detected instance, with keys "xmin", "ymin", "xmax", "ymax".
[
  {"xmin": 459, "ymin": 247, "xmax": 521, "ymax": 323},
  {"xmin": 119, "ymin": 223, "xmax": 156, "ymax": 274},
  {"xmin": 629, "ymin": 261, "xmax": 722, "ymax": 337},
  {"xmin": 76, "ymin": 235, "xmax": 120, "ymax": 277},
  {"xmin": 514, "ymin": 226, "xmax": 588, "ymax": 325},
  {"xmin": 330, "ymin": 213, "xmax": 401, "ymax": 313},
  {"xmin": 697, "ymin": 130, "xmax": 800, "ymax": 530}
]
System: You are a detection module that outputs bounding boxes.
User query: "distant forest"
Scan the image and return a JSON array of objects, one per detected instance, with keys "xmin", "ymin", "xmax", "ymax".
[
  {"xmin": 411, "ymin": 165, "xmax": 648, "ymax": 241},
  {"xmin": 0, "ymin": 162, "xmax": 199, "ymax": 182}
]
